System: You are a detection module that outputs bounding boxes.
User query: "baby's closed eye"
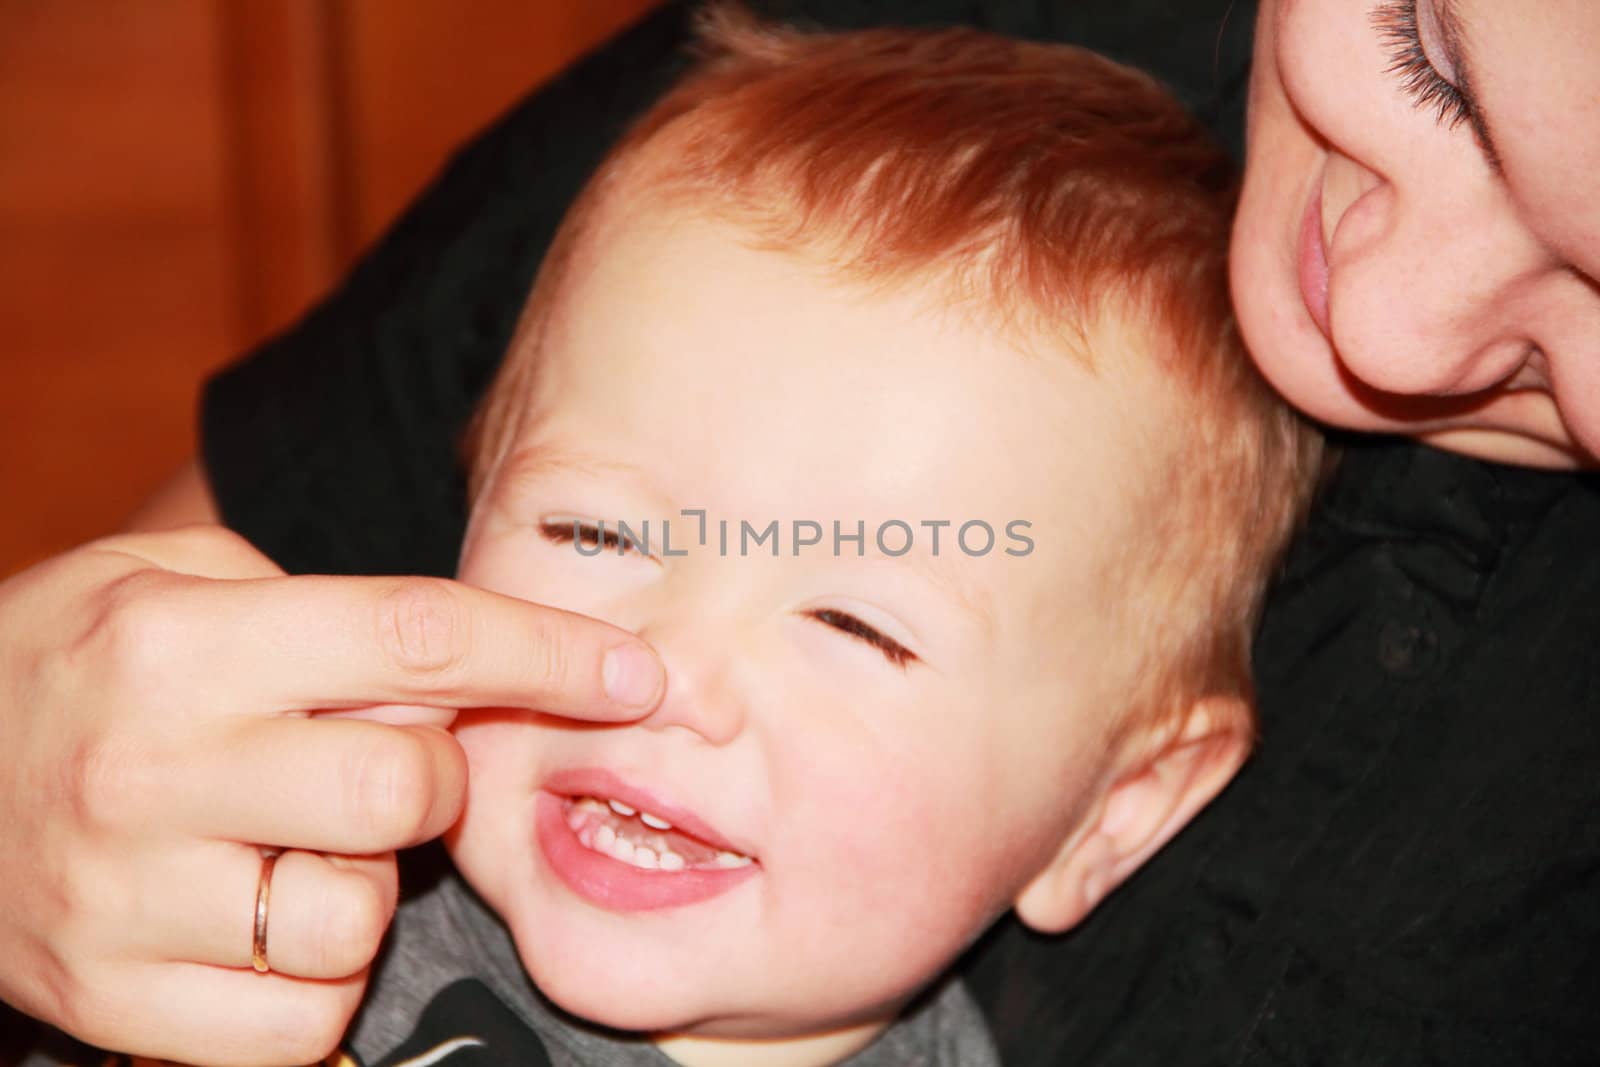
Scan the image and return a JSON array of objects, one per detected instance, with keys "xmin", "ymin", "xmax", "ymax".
[
  {"xmin": 804, "ymin": 608, "xmax": 918, "ymax": 669},
  {"xmin": 539, "ymin": 517, "xmax": 657, "ymax": 560}
]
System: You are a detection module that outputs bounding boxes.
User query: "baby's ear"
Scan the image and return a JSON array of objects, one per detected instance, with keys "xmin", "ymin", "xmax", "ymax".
[{"xmin": 1012, "ymin": 695, "xmax": 1250, "ymax": 934}]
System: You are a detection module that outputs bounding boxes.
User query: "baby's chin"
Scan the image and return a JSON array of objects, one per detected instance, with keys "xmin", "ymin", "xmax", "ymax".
[
  {"xmin": 514, "ymin": 934, "xmax": 791, "ymax": 1039},
  {"xmin": 500, "ymin": 911, "xmax": 903, "ymax": 1046},
  {"xmin": 443, "ymin": 830, "xmax": 733, "ymax": 1033}
]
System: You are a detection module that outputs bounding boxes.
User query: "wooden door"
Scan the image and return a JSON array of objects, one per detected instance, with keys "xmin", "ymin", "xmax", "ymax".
[{"xmin": 0, "ymin": 0, "xmax": 660, "ymax": 576}]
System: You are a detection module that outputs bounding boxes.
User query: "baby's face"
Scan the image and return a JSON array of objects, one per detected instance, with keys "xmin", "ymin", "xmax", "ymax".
[{"xmin": 453, "ymin": 201, "xmax": 1163, "ymax": 1059}]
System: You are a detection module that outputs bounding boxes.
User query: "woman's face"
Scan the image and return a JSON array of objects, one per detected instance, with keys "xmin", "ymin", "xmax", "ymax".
[{"xmin": 1233, "ymin": 0, "xmax": 1600, "ymax": 467}]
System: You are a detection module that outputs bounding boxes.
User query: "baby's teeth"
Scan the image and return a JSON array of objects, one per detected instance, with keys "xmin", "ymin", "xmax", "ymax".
[{"xmin": 570, "ymin": 795, "xmax": 748, "ymax": 872}]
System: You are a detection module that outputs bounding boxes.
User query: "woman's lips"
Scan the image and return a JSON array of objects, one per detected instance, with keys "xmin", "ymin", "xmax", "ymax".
[{"xmin": 1298, "ymin": 182, "xmax": 1332, "ymax": 339}]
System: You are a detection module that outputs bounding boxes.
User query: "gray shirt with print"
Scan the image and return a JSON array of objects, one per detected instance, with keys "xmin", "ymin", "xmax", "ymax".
[{"xmin": 342, "ymin": 872, "xmax": 1001, "ymax": 1067}]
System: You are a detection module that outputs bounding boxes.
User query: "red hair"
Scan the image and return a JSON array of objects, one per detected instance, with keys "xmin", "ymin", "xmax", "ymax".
[{"xmin": 470, "ymin": 8, "xmax": 1322, "ymax": 738}]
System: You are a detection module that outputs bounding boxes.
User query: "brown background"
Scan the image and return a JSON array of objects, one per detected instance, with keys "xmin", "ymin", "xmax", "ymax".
[{"xmin": 0, "ymin": 0, "xmax": 660, "ymax": 578}]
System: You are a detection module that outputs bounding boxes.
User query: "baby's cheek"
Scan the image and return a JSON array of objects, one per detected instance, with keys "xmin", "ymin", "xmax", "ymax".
[
  {"xmin": 445, "ymin": 715, "xmax": 544, "ymax": 904},
  {"xmin": 451, "ymin": 714, "xmax": 536, "ymax": 791},
  {"xmin": 796, "ymin": 756, "xmax": 1005, "ymax": 950}
]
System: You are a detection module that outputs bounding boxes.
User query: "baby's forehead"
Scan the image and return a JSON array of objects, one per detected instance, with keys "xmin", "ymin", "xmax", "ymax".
[
  {"xmin": 562, "ymin": 189, "xmax": 1168, "ymax": 378},
  {"xmin": 577, "ymin": 176, "xmax": 1126, "ymax": 358}
]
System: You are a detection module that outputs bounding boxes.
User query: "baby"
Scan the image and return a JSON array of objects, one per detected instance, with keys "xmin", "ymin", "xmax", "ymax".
[{"xmin": 342, "ymin": 11, "xmax": 1322, "ymax": 1067}]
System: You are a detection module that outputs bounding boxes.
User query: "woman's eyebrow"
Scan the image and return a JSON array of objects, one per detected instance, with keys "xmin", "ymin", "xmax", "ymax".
[{"xmin": 1438, "ymin": 0, "xmax": 1504, "ymax": 174}]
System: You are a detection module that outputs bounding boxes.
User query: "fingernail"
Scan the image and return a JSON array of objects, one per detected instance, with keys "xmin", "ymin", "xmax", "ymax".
[{"xmin": 603, "ymin": 644, "xmax": 663, "ymax": 709}]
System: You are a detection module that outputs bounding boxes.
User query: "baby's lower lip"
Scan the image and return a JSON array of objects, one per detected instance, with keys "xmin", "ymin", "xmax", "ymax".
[
  {"xmin": 1297, "ymin": 182, "xmax": 1332, "ymax": 339},
  {"xmin": 535, "ymin": 792, "xmax": 759, "ymax": 912}
]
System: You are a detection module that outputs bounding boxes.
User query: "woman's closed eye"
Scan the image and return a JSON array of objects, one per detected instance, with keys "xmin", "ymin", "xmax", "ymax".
[
  {"xmin": 806, "ymin": 608, "xmax": 918, "ymax": 669},
  {"xmin": 539, "ymin": 517, "xmax": 656, "ymax": 560},
  {"xmin": 1373, "ymin": 0, "xmax": 1473, "ymax": 130}
]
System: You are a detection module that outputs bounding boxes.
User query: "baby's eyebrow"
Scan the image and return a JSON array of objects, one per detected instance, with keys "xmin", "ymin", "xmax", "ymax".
[
  {"xmin": 867, "ymin": 551, "xmax": 994, "ymax": 630},
  {"xmin": 497, "ymin": 447, "xmax": 660, "ymax": 502}
]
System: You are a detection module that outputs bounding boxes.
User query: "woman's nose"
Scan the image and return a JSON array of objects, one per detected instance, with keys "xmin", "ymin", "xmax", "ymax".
[{"xmin": 1324, "ymin": 168, "xmax": 1554, "ymax": 400}]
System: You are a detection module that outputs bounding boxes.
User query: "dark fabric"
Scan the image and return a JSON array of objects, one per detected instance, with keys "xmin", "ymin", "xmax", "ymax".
[
  {"xmin": 200, "ymin": 3, "xmax": 1600, "ymax": 1066},
  {"xmin": 965, "ymin": 436, "xmax": 1600, "ymax": 1065}
]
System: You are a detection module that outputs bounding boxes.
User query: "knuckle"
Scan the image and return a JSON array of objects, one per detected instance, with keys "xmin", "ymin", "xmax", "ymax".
[
  {"xmin": 18, "ymin": 944, "xmax": 83, "ymax": 1036},
  {"xmin": 187, "ymin": 523, "xmax": 250, "ymax": 550},
  {"xmin": 64, "ymin": 733, "xmax": 150, "ymax": 833},
  {"xmin": 528, "ymin": 615, "xmax": 573, "ymax": 692},
  {"xmin": 58, "ymin": 852, "xmax": 126, "ymax": 936},
  {"xmin": 343, "ymin": 731, "xmax": 436, "ymax": 846},
  {"xmin": 177, "ymin": 523, "xmax": 260, "ymax": 564},
  {"xmin": 85, "ymin": 570, "xmax": 189, "ymax": 683},
  {"xmin": 50, "ymin": 976, "xmax": 117, "ymax": 1052},
  {"xmin": 49, "ymin": 584, "xmax": 181, "ymax": 832},
  {"xmin": 290, "ymin": 986, "xmax": 362, "ymax": 1062},
  {"xmin": 374, "ymin": 579, "xmax": 471, "ymax": 683},
  {"xmin": 316, "ymin": 872, "xmax": 392, "ymax": 975}
]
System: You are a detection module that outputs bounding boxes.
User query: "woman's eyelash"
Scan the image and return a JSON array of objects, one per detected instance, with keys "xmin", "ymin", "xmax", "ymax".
[
  {"xmin": 807, "ymin": 609, "xmax": 917, "ymax": 669},
  {"xmin": 1372, "ymin": 0, "xmax": 1472, "ymax": 130},
  {"xmin": 539, "ymin": 519, "xmax": 650, "ymax": 557}
]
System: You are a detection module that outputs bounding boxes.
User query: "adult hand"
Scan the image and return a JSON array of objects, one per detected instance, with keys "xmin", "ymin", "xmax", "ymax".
[{"xmin": 0, "ymin": 525, "xmax": 663, "ymax": 1065}]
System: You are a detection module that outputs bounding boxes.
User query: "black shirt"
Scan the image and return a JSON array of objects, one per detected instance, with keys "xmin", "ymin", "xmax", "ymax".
[
  {"xmin": 968, "ymin": 437, "xmax": 1600, "ymax": 1064},
  {"xmin": 202, "ymin": 3, "xmax": 1600, "ymax": 1063}
]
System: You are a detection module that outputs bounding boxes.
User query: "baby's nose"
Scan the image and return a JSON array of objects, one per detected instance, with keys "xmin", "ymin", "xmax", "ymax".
[{"xmin": 634, "ymin": 627, "xmax": 748, "ymax": 747}]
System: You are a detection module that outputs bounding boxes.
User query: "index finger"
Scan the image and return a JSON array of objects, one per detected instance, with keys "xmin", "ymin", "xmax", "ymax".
[{"xmin": 178, "ymin": 573, "xmax": 665, "ymax": 720}]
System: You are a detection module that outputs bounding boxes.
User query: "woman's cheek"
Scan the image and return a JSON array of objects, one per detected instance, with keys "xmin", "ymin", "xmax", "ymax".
[{"xmin": 1230, "ymin": 0, "xmax": 1354, "ymax": 426}]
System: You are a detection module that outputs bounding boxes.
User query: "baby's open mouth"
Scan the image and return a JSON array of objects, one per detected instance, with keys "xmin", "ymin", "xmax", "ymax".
[{"xmin": 563, "ymin": 795, "xmax": 755, "ymax": 872}]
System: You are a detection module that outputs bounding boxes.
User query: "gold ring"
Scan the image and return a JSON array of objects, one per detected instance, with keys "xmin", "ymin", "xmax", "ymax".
[{"xmin": 252, "ymin": 849, "xmax": 281, "ymax": 974}]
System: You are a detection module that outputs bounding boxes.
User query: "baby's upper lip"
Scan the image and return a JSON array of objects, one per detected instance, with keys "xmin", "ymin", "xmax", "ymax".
[{"xmin": 543, "ymin": 766, "xmax": 756, "ymax": 858}]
